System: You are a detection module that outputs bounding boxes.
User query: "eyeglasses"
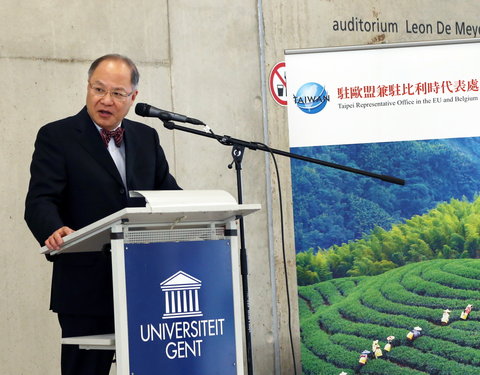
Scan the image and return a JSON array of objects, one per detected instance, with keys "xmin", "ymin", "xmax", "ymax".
[{"xmin": 88, "ymin": 83, "xmax": 134, "ymax": 102}]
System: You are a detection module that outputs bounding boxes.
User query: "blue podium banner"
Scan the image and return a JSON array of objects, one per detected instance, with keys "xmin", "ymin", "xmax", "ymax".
[{"xmin": 124, "ymin": 240, "xmax": 238, "ymax": 374}]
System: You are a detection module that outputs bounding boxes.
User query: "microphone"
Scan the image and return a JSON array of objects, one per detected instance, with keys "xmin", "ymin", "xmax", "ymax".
[{"xmin": 135, "ymin": 103, "xmax": 204, "ymax": 125}]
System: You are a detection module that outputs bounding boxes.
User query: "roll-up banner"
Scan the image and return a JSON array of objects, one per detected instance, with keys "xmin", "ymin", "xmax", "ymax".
[{"xmin": 286, "ymin": 39, "xmax": 480, "ymax": 374}]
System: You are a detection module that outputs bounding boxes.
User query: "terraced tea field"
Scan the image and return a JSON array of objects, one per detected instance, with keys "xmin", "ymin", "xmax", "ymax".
[{"xmin": 298, "ymin": 259, "xmax": 480, "ymax": 374}]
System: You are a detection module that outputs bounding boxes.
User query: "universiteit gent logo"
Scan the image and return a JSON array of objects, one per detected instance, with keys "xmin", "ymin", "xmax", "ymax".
[
  {"xmin": 294, "ymin": 82, "xmax": 330, "ymax": 114},
  {"xmin": 160, "ymin": 271, "xmax": 203, "ymax": 320}
]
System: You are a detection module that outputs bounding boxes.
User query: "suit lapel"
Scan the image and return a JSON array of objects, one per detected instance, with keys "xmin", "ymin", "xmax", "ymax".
[
  {"xmin": 73, "ymin": 108, "xmax": 125, "ymax": 187},
  {"xmin": 123, "ymin": 119, "xmax": 138, "ymax": 189}
]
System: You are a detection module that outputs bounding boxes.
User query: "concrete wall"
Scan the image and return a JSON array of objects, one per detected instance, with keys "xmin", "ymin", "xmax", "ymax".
[{"xmin": 1, "ymin": 0, "xmax": 479, "ymax": 374}]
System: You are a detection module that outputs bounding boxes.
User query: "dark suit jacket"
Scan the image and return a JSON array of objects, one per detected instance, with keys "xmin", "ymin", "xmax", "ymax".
[{"xmin": 25, "ymin": 107, "xmax": 180, "ymax": 315}]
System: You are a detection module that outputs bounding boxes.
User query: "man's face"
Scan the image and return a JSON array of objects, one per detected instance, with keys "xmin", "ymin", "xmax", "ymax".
[{"xmin": 86, "ymin": 59, "xmax": 138, "ymax": 130}]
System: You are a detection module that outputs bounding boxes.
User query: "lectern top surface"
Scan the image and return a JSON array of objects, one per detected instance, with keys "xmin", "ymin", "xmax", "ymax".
[{"xmin": 40, "ymin": 190, "xmax": 260, "ymax": 255}]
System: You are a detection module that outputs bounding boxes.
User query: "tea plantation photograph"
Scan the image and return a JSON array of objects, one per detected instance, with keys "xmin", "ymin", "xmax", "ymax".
[{"xmin": 299, "ymin": 259, "xmax": 480, "ymax": 374}]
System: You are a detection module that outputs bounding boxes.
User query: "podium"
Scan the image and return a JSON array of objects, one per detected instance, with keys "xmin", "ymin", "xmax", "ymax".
[{"xmin": 42, "ymin": 190, "xmax": 260, "ymax": 375}]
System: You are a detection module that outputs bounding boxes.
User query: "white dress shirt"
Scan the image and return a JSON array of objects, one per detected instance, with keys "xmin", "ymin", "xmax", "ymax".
[{"xmin": 94, "ymin": 122, "xmax": 127, "ymax": 189}]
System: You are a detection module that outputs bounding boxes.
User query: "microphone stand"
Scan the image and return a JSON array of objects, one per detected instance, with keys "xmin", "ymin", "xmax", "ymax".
[{"xmin": 162, "ymin": 120, "xmax": 405, "ymax": 375}]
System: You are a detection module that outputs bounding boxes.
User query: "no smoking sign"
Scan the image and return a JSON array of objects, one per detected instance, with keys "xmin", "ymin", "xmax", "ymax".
[{"xmin": 269, "ymin": 62, "xmax": 287, "ymax": 106}]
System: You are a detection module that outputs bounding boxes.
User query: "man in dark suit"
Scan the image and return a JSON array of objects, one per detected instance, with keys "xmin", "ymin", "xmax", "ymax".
[{"xmin": 25, "ymin": 54, "xmax": 180, "ymax": 375}]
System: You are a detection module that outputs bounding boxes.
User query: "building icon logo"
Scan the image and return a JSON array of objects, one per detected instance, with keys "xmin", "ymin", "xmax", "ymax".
[{"xmin": 160, "ymin": 271, "xmax": 203, "ymax": 320}]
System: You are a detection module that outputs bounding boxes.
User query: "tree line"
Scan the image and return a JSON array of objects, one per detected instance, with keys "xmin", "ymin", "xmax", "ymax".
[
  {"xmin": 291, "ymin": 137, "xmax": 480, "ymax": 253},
  {"xmin": 297, "ymin": 196, "xmax": 480, "ymax": 285}
]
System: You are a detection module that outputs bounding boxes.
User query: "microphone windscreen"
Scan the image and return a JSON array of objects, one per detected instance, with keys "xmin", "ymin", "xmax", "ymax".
[{"xmin": 135, "ymin": 103, "xmax": 150, "ymax": 117}]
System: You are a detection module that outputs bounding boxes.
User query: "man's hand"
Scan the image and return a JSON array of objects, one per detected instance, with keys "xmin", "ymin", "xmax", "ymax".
[{"xmin": 45, "ymin": 226, "xmax": 75, "ymax": 251}]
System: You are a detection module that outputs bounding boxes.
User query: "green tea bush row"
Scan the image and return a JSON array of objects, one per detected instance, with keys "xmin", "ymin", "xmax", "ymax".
[
  {"xmin": 422, "ymin": 267, "xmax": 480, "ymax": 290},
  {"xmin": 361, "ymin": 286, "xmax": 440, "ymax": 322},
  {"xmin": 314, "ymin": 281, "xmax": 344, "ymax": 305},
  {"xmin": 300, "ymin": 343, "xmax": 347, "ymax": 375},
  {"xmin": 381, "ymin": 345, "xmax": 480, "ymax": 375},
  {"xmin": 380, "ymin": 277, "xmax": 471, "ymax": 309},
  {"xmin": 401, "ymin": 272, "xmax": 480, "ymax": 299},
  {"xmin": 298, "ymin": 296, "xmax": 314, "ymax": 320},
  {"xmin": 450, "ymin": 320, "xmax": 480, "ymax": 331},
  {"xmin": 461, "ymin": 260, "xmax": 480, "ymax": 271},
  {"xmin": 298, "ymin": 285, "xmax": 326, "ymax": 311},
  {"xmin": 359, "ymin": 359, "xmax": 429, "ymax": 375},
  {"xmin": 338, "ymin": 298, "xmax": 426, "ymax": 331},
  {"xmin": 365, "ymin": 278, "xmax": 477, "ymax": 323},
  {"xmin": 317, "ymin": 306, "xmax": 408, "ymax": 344},
  {"xmin": 425, "ymin": 325, "xmax": 480, "ymax": 347},
  {"xmin": 330, "ymin": 278, "xmax": 359, "ymax": 297},
  {"xmin": 301, "ymin": 314, "xmax": 359, "ymax": 369},
  {"xmin": 413, "ymin": 336, "xmax": 480, "ymax": 365},
  {"xmin": 438, "ymin": 260, "xmax": 480, "ymax": 280}
]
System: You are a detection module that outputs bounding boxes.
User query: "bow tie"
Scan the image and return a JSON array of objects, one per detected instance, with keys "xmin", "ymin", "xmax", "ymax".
[{"xmin": 101, "ymin": 127, "xmax": 125, "ymax": 147}]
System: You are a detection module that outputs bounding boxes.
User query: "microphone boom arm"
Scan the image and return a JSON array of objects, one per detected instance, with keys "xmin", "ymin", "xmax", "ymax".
[{"xmin": 162, "ymin": 121, "xmax": 405, "ymax": 185}]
